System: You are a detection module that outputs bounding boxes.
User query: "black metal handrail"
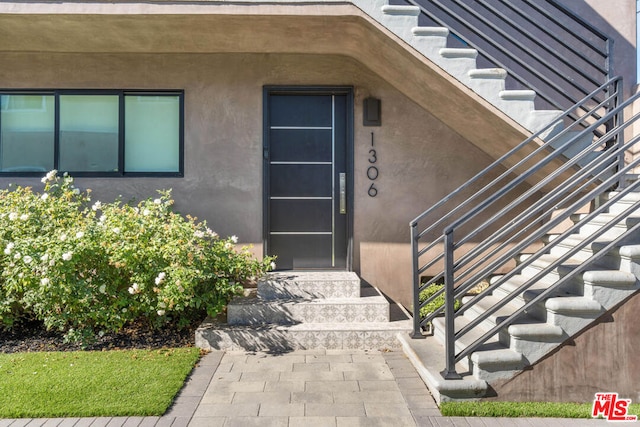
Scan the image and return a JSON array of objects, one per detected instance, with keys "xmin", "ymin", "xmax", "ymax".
[
  {"xmin": 409, "ymin": 77, "xmax": 640, "ymax": 378},
  {"xmin": 399, "ymin": 0, "xmax": 611, "ymax": 114}
]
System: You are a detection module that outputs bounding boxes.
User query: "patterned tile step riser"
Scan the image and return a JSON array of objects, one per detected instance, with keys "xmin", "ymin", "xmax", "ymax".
[
  {"xmin": 258, "ymin": 272, "xmax": 361, "ymax": 300},
  {"xmin": 227, "ymin": 297, "xmax": 389, "ymax": 325},
  {"xmin": 196, "ymin": 327, "xmax": 404, "ymax": 351}
]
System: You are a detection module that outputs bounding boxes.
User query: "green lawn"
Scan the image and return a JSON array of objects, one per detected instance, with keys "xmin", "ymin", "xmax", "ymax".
[
  {"xmin": 0, "ymin": 348, "xmax": 201, "ymax": 418},
  {"xmin": 441, "ymin": 401, "xmax": 640, "ymax": 418}
]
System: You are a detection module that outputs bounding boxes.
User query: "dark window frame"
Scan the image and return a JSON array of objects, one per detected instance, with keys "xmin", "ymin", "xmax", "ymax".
[{"xmin": 0, "ymin": 89, "xmax": 184, "ymax": 177}]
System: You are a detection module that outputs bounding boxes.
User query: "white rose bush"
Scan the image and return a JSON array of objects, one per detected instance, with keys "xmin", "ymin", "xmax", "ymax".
[{"xmin": 0, "ymin": 172, "xmax": 274, "ymax": 345}]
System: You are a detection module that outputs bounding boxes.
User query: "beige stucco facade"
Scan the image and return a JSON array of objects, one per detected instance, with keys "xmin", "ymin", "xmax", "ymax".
[
  {"xmin": 0, "ymin": 50, "xmax": 506, "ymax": 307},
  {"xmin": 0, "ymin": 2, "xmax": 541, "ymax": 307}
]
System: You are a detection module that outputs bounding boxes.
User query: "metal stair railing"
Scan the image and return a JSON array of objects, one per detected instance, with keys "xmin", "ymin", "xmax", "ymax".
[
  {"xmin": 409, "ymin": 76, "xmax": 640, "ymax": 378},
  {"xmin": 399, "ymin": 0, "xmax": 612, "ymax": 125}
]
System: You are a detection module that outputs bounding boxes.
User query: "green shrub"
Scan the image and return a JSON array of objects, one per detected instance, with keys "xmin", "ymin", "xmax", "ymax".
[
  {"xmin": 419, "ymin": 283, "xmax": 461, "ymax": 319},
  {"xmin": 0, "ymin": 171, "xmax": 274, "ymax": 344}
]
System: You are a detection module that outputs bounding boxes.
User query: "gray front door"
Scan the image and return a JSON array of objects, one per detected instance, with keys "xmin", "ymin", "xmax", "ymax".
[{"xmin": 264, "ymin": 88, "xmax": 352, "ymax": 270}]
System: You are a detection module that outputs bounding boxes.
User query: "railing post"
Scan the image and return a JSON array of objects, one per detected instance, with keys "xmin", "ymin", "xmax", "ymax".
[
  {"xmin": 411, "ymin": 223, "xmax": 425, "ymax": 338},
  {"xmin": 441, "ymin": 229, "xmax": 461, "ymax": 379},
  {"xmin": 614, "ymin": 78, "xmax": 626, "ymax": 188}
]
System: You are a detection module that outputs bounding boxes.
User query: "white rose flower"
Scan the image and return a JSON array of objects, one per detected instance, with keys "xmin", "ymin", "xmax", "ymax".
[
  {"xmin": 8, "ymin": 212, "xmax": 18, "ymax": 221},
  {"xmin": 230, "ymin": 235, "xmax": 238, "ymax": 244},
  {"xmin": 154, "ymin": 198, "xmax": 162, "ymax": 205},
  {"xmin": 194, "ymin": 230, "xmax": 205, "ymax": 239},
  {"xmin": 157, "ymin": 310, "xmax": 166, "ymax": 316},
  {"xmin": 128, "ymin": 283, "xmax": 140, "ymax": 295},
  {"xmin": 23, "ymin": 255, "xmax": 32, "ymax": 264},
  {"xmin": 20, "ymin": 214, "xmax": 29, "ymax": 221},
  {"xmin": 40, "ymin": 253, "xmax": 49, "ymax": 262},
  {"xmin": 40, "ymin": 278, "xmax": 50, "ymax": 286},
  {"xmin": 154, "ymin": 272, "xmax": 166, "ymax": 285},
  {"xmin": 206, "ymin": 228, "xmax": 218, "ymax": 238},
  {"xmin": 112, "ymin": 227, "xmax": 120, "ymax": 234},
  {"xmin": 92, "ymin": 201, "xmax": 102, "ymax": 211},
  {"xmin": 99, "ymin": 284, "xmax": 106, "ymax": 294},
  {"xmin": 143, "ymin": 209, "xmax": 151, "ymax": 216},
  {"xmin": 62, "ymin": 252, "xmax": 72, "ymax": 261},
  {"xmin": 13, "ymin": 252, "xmax": 21, "ymax": 260},
  {"xmin": 59, "ymin": 233, "xmax": 67, "ymax": 241},
  {"xmin": 270, "ymin": 261, "xmax": 277, "ymax": 270},
  {"xmin": 41, "ymin": 193, "xmax": 49, "ymax": 201}
]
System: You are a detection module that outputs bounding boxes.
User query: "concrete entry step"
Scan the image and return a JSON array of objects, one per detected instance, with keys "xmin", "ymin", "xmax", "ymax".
[
  {"xmin": 196, "ymin": 271, "xmax": 412, "ymax": 351},
  {"xmin": 258, "ymin": 271, "xmax": 361, "ymax": 300},
  {"xmin": 196, "ymin": 317, "xmax": 412, "ymax": 352},
  {"xmin": 227, "ymin": 292, "xmax": 390, "ymax": 325}
]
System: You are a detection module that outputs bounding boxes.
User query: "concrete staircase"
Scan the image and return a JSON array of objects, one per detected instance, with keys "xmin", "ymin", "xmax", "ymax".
[
  {"xmin": 196, "ymin": 271, "xmax": 412, "ymax": 351},
  {"xmin": 399, "ymin": 191, "xmax": 640, "ymax": 402},
  {"xmin": 351, "ymin": 0, "xmax": 565, "ymax": 136}
]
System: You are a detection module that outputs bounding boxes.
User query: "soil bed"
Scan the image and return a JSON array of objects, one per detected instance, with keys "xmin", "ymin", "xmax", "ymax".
[{"xmin": 0, "ymin": 319, "xmax": 198, "ymax": 353}]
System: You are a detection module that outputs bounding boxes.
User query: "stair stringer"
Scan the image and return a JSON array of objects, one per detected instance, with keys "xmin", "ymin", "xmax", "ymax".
[{"xmin": 349, "ymin": 0, "xmax": 564, "ymax": 135}]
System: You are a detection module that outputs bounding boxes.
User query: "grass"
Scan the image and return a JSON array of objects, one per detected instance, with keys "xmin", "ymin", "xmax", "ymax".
[
  {"xmin": 0, "ymin": 347, "xmax": 201, "ymax": 418},
  {"xmin": 441, "ymin": 401, "xmax": 640, "ymax": 418}
]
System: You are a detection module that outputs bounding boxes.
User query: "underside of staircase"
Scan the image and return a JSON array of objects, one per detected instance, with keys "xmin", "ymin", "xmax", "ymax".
[
  {"xmin": 352, "ymin": 0, "xmax": 564, "ymax": 136},
  {"xmin": 196, "ymin": 272, "xmax": 412, "ymax": 352},
  {"xmin": 402, "ymin": 191, "xmax": 640, "ymax": 403}
]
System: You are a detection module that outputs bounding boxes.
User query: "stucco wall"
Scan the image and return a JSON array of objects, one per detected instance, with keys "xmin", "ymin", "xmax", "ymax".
[{"xmin": 0, "ymin": 52, "xmax": 500, "ymax": 307}]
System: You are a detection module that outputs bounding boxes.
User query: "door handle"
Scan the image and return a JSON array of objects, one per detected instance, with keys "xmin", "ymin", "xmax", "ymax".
[{"xmin": 339, "ymin": 173, "xmax": 346, "ymax": 214}]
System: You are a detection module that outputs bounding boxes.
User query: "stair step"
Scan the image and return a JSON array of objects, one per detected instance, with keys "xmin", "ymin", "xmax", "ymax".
[
  {"xmin": 227, "ymin": 295, "xmax": 389, "ymax": 325},
  {"xmin": 497, "ymin": 90, "xmax": 537, "ymax": 124},
  {"xmin": 545, "ymin": 296, "xmax": 603, "ymax": 330},
  {"xmin": 380, "ymin": 5, "xmax": 420, "ymax": 42},
  {"xmin": 381, "ymin": 5, "xmax": 420, "ymax": 16},
  {"xmin": 470, "ymin": 348, "xmax": 526, "ymax": 381},
  {"xmin": 522, "ymin": 254, "xmax": 583, "ymax": 284},
  {"xmin": 411, "ymin": 26, "xmax": 449, "ymax": 57},
  {"xmin": 196, "ymin": 317, "xmax": 412, "ymax": 351},
  {"xmin": 460, "ymin": 294, "xmax": 524, "ymax": 332},
  {"xmin": 582, "ymin": 269, "xmax": 639, "ymax": 309},
  {"xmin": 467, "ymin": 68, "xmax": 507, "ymax": 100},
  {"xmin": 548, "ymin": 130, "xmax": 594, "ymax": 158},
  {"xmin": 432, "ymin": 314, "xmax": 505, "ymax": 364},
  {"xmin": 258, "ymin": 271, "xmax": 360, "ymax": 300},
  {"xmin": 525, "ymin": 109, "xmax": 564, "ymax": 135},
  {"xmin": 397, "ymin": 332, "xmax": 489, "ymax": 403},
  {"xmin": 507, "ymin": 322, "xmax": 566, "ymax": 364},
  {"xmin": 579, "ymin": 213, "xmax": 640, "ymax": 238}
]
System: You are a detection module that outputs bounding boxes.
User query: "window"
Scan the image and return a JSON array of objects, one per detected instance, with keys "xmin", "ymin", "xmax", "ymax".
[{"xmin": 0, "ymin": 90, "xmax": 184, "ymax": 176}]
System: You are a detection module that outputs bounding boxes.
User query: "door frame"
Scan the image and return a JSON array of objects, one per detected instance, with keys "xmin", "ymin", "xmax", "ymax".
[{"xmin": 262, "ymin": 86, "xmax": 354, "ymax": 270}]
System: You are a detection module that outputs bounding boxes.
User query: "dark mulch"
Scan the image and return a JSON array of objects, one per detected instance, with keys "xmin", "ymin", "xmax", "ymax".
[{"xmin": 0, "ymin": 319, "xmax": 199, "ymax": 353}]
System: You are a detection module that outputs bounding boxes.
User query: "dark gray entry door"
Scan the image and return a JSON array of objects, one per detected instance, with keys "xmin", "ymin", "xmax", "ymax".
[{"xmin": 264, "ymin": 89, "xmax": 351, "ymax": 270}]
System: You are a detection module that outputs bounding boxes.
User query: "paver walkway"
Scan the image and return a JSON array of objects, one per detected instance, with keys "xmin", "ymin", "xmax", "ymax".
[{"xmin": 0, "ymin": 349, "xmax": 613, "ymax": 427}]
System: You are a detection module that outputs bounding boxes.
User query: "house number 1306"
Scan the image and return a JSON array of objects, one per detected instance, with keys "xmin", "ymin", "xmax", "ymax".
[{"xmin": 368, "ymin": 133, "xmax": 379, "ymax": 197}]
